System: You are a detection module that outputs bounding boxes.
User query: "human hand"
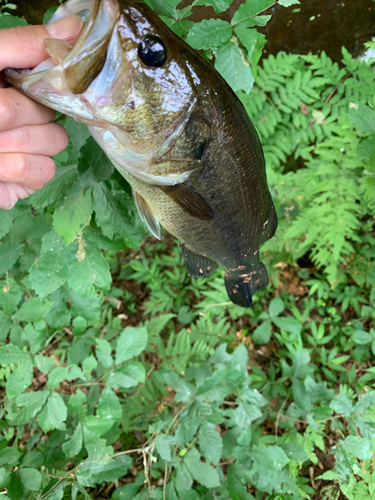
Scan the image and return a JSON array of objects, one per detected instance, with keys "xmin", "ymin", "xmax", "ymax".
[{"xmin": 0, "ymin": 15, "xmax": 83, "ymax": 209}]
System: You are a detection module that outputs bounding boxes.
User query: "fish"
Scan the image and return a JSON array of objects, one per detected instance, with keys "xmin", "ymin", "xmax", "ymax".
[{"xmin": 4, "ymin": 0, "xmax": 277, "ymax": 308}]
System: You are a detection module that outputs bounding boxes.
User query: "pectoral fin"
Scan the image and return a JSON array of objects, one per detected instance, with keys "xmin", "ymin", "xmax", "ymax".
[
  {"xmin": 132, "ymin": 190, "xmax": 161, "ymax": 240},
  {"xmin": 158, "ymin": 184, "xmax": 214, "ymax": 221},
  {"xmin": 181, "ymin": 245, "xmax": 218, "ymax": 277}
]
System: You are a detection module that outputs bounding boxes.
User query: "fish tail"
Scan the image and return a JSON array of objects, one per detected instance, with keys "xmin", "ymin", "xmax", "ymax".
[{"xmin": 225, "ymin": 261, "xmax": 269, "ymax": 308}]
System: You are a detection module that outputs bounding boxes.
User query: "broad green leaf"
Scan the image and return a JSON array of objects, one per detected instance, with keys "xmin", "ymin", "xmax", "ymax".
[
  {"xmin": 227, "ymin": 463, "xmax": 253, "ymax": 500},
  {"xmin": 13, "ymin": 391, "xmax": 49, "ymax": 425},
  {"xmin": 90, "ymin": 455, "xmax": 133, "ymax": 484},
  {"xmin": 70, "ymin": 289, "xmax": 101, "ymax": 324},
  {"xmin": 184, "ymin": 448, "xmax": 220, "ymax": 488},
  {"xmin": 330, "ymin": 393, "xmax": 353, "ymax": 417},
  {"xmin": 292, "ymin": 377, "xmax": 311, "ymax": 411},
  {"xmin": 69, "ymin": 389, "xmax": 87, "ymax": 418},
  {"xmin": 0, "ymin": 311, "xmax": 11, "ymax": 341},
  {"xmin": 97, "ymin": 386, "xmax": 122, "ymax": 420},
  {"xmin": 30, "ymin": 230, "xmax": 74, "ymax": 299},
  {"xmin": 29, "ymin": 163, "xmax": 77, "ymax": 209},
  {"xmin": 67, "ymin": 240, "xmax": 111, "ymax": 295},
  {"xmin": 47, "ymin": 392, "xmax": 68, "ymax": 430},
  {"xmin": 215, "ymin": 40, "xmax": 255, "ymax": 93},
  {"xmin": 198, "ymin": 421, "xmax": 223, "ymax": 464},
  {"xmin": 95, "ymin": 338, "xmax": 113, "ymax": 368},
  {"xmin": 185, "ymin": 19, "xmax": 232, "ymax": 50},
  {"xmin": 282, "ymin": 443, "xmax": 308, "ymax": 462},
  {"xmin": 154, "ymin": 434, "xmax": 176, "ymax": 461},
  {"xmin": 0, "ymin": 242, "xmax": 24, "ymax": 276},
  {"xmin": 0, "ymin": 15, "xmax": 28, "ymax": 29},
  {"xmin": 358, "ymin": 135, "xmax": 375, "ymax": 160},
  {"xmin": 176, "ymin": 464, "xmax": 193, "ymax": 491},
  {"xmin": 92, "ymin": 183, "xmax": 144, "ymax": 248},
  {"xmin": 53, "ymin": 184, "xmax": 91, "ymax": 244},
  {"xmin": 48, "ymin": 365, "xmax": 85, "ymax": 390},
  {"xmin": 13, "ymin": 297, "xmax": 52, "ymax": 322},
  {"xmin": 111, "ymin": 483, "xmax": 140, "ymax": 500},
  {"xmin": 83, "ymin": 415, "xmax": 114, "ymax": 436},
  {"xmin": 163, "ymin": 372, "xmax": 196, "ymax": 402},
  {"xmin": 0, "ymin": 278, "xmax": 22, "ymax": 315},
  {"xmin": 231, "ymin": 0, "xmax": 274, "ymax": 26},
  {"xmin": 0, "ymin": 209, "xmax": 14, "ymax": 239},
  {"xmin": 0, "ymin": 448, "xmax": 22, "ymax": 467},
  {"xmin": 19, "ymin": 468, "xmax": 42, "ymax": 491},
  {"xmin": 233, "ymin": 402, "xmax": 262, "ymax": 427},
  {"xmin": 253, "ymin": 319, "xmax": 272, "ymax": 344},
  {"xmin": 115, "ymin": 327, "xmax": 148, "ymax": 364},
  {"xmin": 82, "ymin": 355, "xmax": 98, "ymax": 380},
  {"xmin": 278, "ymin": 0, "xmax": 300, "ymax": 6},
  {"xmin": 62, "ymin": 423, "xmax": 83, "ymax": 458},
  {"xmin": 0, "ymin": 467, "xmax": 10, "ymax": 489},
  {"xmin": 78, "ymin": 137, "xmax": 114, "ymax": 191},
  {"xmin": 340, "ymin": 436, "xmax": 373, "ymax": 459},
  {"xmin": 64, "ymin": 117, "xmax": 91, "ymax": 163},
  {"xmin": 107, "ymin": 363, "xmax": 146, "ymax": 389},
  {"xmin": 250, "ymin": 445, "xmax": 289, "ymax": 471},
  {"xmin": 0, "ymin": 344, "xmax": 28, "ymax": 365},
  {"xmin": 6, "ymin": 358, "xmax": 33, "ymax": 398},
  {"xmin": 352, "ymin": 330, "xmax": 372, "ymax": 345},
  {"xmin": 268, "ymin": 296, "xmax": 284, "ymax": 318},
  {"xmin": 193, "ymin": 0, "xmax": 234, "ymax": 14},
  {"xmin": 273, "ymin": 316, "xmax": 302, "ymax": 335},
  {"xmin": 349, "ymin": 103, "xmax": 375, "ymax": 134}
]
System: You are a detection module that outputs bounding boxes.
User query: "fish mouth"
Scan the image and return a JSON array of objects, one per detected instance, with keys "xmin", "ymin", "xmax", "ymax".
[{"xmin": 3, "ymin": 0, "xmax": 120, "ymax": 123}]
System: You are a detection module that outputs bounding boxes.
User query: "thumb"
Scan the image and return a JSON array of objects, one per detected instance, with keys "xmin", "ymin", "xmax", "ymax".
[{"xmin": 0, "ymin": 15, "xmax": 83, "ymax": 71}]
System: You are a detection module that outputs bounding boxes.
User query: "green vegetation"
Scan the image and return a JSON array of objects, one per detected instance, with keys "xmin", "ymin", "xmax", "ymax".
[{"xmin": 1, "ymin": 0, "xmax": 375, "ymax": 499}]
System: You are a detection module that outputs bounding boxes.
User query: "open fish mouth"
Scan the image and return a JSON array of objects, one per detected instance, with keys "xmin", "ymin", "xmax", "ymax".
[{"xmin": 4, "ymin": 0, "xmax": 120, "ymax": 123}]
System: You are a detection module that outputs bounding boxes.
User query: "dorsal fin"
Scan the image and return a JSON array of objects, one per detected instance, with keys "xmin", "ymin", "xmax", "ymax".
[
  {"xmin": 158, "ymin": 184, "xmax": 214, "ymax": 221},
  {"xmin": 132, "ymin": 189, "xmax": 161, "ymax": 240}
]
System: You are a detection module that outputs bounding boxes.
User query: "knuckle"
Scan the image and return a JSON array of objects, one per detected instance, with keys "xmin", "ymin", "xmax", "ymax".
[
  {"xmin": 13, "ymin": 126, "xmax": 33, "ymax": 150},
  {"xmin": 0, "ymin": 97, "xmax": 16, "ymax": 131},
  {"xmin": 14, "ymin": 153, "xmax": 32, "ymax": 179}
]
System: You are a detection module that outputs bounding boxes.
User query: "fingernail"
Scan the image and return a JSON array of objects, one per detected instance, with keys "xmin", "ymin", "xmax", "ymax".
[{"xmin": 46, "ymin": 15, "xmax": 83, "ymax": 40}]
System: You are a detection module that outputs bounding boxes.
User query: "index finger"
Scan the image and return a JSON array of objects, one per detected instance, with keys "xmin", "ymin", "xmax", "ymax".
[{"xmin": 0, "ymin": 15, "xmax": 83, "ymax": 72}]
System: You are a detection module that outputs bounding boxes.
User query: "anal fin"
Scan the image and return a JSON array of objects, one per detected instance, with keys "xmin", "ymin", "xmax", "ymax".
[
  {"xmin": 181, "ymin": 244, "xmax": 218, "ymax": 277},
  {"xmin": 132, "ymin": 189, "xmax": 161, "ymax": 240},
  {"xmin": 158, "ymin": 183, "xmax": 214, "ymax": 221}
]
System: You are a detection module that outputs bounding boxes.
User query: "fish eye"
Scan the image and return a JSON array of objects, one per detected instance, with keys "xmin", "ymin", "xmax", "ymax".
[{"xmin": 138, "ymin": 34, "xmax": 167, "ymax": 68}]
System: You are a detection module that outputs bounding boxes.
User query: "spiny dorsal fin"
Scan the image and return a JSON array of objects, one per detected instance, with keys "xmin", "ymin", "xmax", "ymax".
[
  {"xmin": 181, "ymin": 244, "xmax": 218, "ymax": 277},
  {"xmin": 158, "ymin": 183, "xmax": 214, "ymax": 221},
  {"xmin": 132, "ymin": 189, "xmax": 161, "ymax": 240}
]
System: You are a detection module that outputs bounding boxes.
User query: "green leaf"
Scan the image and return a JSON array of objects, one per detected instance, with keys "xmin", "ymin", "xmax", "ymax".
[
  {"xmin": 215, "ymin": 40, "xmax": 255, "ymax": 93},
  {"xmin": 13, "ymin": 297, "xmax": 52, "ymax": 322},
  {"xmin": 273, "ymin": 316, "xmax": 302, "ymax": 335},
  {"xmin": 227, "ymin": 463, "xmax": 252, "ymax": 500},
  {"xmin": 349, "ymin": 103, "xmax": 375, "ymax": 134},
  {"xmin": 29, "ymin": 163, "xmax": 77, "ymax": 209},
  {"xmin": 193, "ymin": 0, "xmax": 234, "ymax": 14},
  {"xmin": 30, "ymin": 230, "xmax": 74, "ymax": 299},
  {"xmin": 268, "ymin": 297, "xmax": 284, "ymax": 318},
  {"xmin": 278, "ymin": 0, "xmax": 300, "ymax": 6},
  {"xmin": 0, "ymin": 344, "xmax": 28, "ymax": 365},
  {"xmin": 292, "ymin": 377, "xmax": 311, "ymax": 411},
  {"xmin": 0, "ymin": 242, "xmax": 24, "ymax": 276},
  {"xmin": 78, "ymin": 137, "xmax": 114, "ymax": 191},
  {"xmin": 90, "ymin": 455, "xmax": 133, "ymax": 484},
  {"xmin": 340, "ymin": 436, "xmax": 373, "ymax": 459},
  {"xmin": 154, "ymin": 434, "xmax": 176, "ymax": 461},
  {"xmin": 252, "ymin": 319, "xmax": 272, "ymax": 344},
  {"xmin": 184, "ymin": 448, "xmax": 220, "ymax": 488},
  {"xmin": 62, "ymin": 423, "xmax": 83, "ymax": 458},
  {"xmin": 47, "ymin": 365, "xmax": 85, "ymax": 390},
  {"xmin": 163, "ymin": 372, "xmax": 196, "ymax": 402},
  {"xmin": 53, "ymin": 184, "xmax": 91, "ymax": 244},
  {"xmin": 115, "ymin": 327, "xmax": 148, "ymax": 365},
  {"xmin": 13, "ymin": 391, "xmax": 49, "ymax": 425},
  {"xmin": 231, "ymin": 0, "xmax": 274, "ymax": 26},
  {"xmin": 47, "ymin": 392, "xmax": 68, "ymax": 429},
  {"xmin": 6, "ymin": 358, "xmax": 33, "ymax": 398},
  {"xmin": 107, "ymin": 363, "xmax": 146, "ymax": 389},
  {"xmin": 176, "ymin": 464, "xmax": 193, "ymax": 491},
  {"xmin": 95, "ymin": 338, "xmax": 113, "ymax": 368},
  {"xmin": 0, "ymin": 209, "xmax": 14, "ymax": 239},
  {"xmin": 185, "ymin": 19, "xmax": 232, "ymax": 50},
  {"xmin": 0, "ymin": 278, "xmax": 22, "ymax": 315},
  {"xmin": 352, "ymin": 330, "xmax": 372, "ymax": 345},
  {"xmin": 0, "ymin": 15, "xmax": 28, "ymax": 29},
  {"xmin": 0, "ymin": 448, "xmax": 22, "ymax": 467},
  {"xmin": 251, "ymin": 445, "xmax": 290, "ymax": 470},
  {"xmin": 97, "ymin": 386, "xmax": 122, "ymax": 420},
  {"xmin": 67, "ymin": 240, "xmax": 111, "ymax": 295},
  {"xmin": 330, "ymin": 393, "xmax": 353, "ymax": 417},
  {"xmin": 92, "ymin": 182, "xmax": 144, "ymax": 248},
  {"xmin": 64, "ymin": 117, "xmax": 91, "ymax": 164},
  {"xmin": 198, "ymin": 421, "xmax": 223, "ymax": 464},
  {"xmin": 0, "ymin": 311, "xmax": 11, "ymax": 341},
  {"xmin": 70, "ymin": 289, "xmax": 101, "ymax": 324},
  {"xmin": 82, "ymin": 355, "xmax": 98, "ymax": 380},
  {"xmin": 111, "ymin": 483, "xmax": 140, "ymax": 500},
  {"xmin": 19, "ymin": 468, "xmax": 42, "ymax": 491},
  {"xmin": 357, "ymin": 135, "xmax": 375, "ymax": 160},
  {"xmin": 0, "ymin": 467, "xmax": 10, "ymax": 489}
]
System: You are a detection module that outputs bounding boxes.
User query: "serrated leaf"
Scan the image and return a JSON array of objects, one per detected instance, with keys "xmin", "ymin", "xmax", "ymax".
[
  {"xmin": 62, "ymin": 423, "xmax": 83, "ymax": 458},
  {"xmin": 352, "ymin": 330, "xmax": 372, "ymax": 345},
  {"xmin": 97, "ymin": 386, "xmax": 122, "ymax": 420},
  {"xmin": 268, "ymin": 296, "xmax": 284, "ymax": 318},
  {"xmin": 154, "ymin": 434, "xmax": 176, "ymax": 461},
  {"xmin": 19, "ymin": 468, "xmax": 42, "ymax": 491},
  {"xmin": 163, "ymin": 372, "xmax": 196, "ymax": 402},
  {"xmin": 48, "ymin": 365, "xmax": 85, "ymax": 390},
  {"xmin": 13, "ymin": 391, "xmax": 49, "ymax": 425},
  {"xmin": 0, "ymin": 242, "xmax": 24, "ymax": 276},
  {"xmin": 176, "ymin": 463, "xmax": 193, "ymax": 491},
  {"xmin": 278, "ymin": 0, "xmax": 300, "ymax": 6},
  {"xmin": 184, "ymin": 448, "xmax": 220, "ymax": 488},
  {"xmin": 78, "ymin": 137, "xmax": 114, "ymax": 191},
  {"xmin": 0, "ymin": 344, "xmax": 28, "ymax": 365},
  {"xmin": 67, "ymin": 240, "xmax": 111, "ymax": 295},
  {"xmin": 0, "ymin": 278, "xmax": 22, "ymax": 315},
  {"xmin": 95, "ymin": 338, "xmax": 113, "ymax": 368},
  {"xmin": 53, "ymin": 185, "xmax": 91, "ymax": 244},
  {"xmin": 30, "ymin": 230, "xmax": 74, "ymax": 299},
  {"xmin": 340, "ymin": 436, "xmax": 373, "ymax": 459},
  {"xmin": 185, "ymin": 19, "xmax": 232, "ymax": 50},
  {"xmin": 0, "ymin": 467, "xmax": 10, "ymax": 489},
  {"xmin": 0, "ymin": 15, "xmax": 28, "ymax": 29},
  {"xmin": 29, "ymin": 163, "xmax": 77, "ymax": 209},
  {"xmin": 215, "ymin": 39, "xmax": 255, "ymax": 93},
  {"xmin": 349, "ymin": 103, "xmax": 375, "ymax": 134},
  {"xmin": 6, "ymin": 358, "xmax": 33, "ymax": 398},
  {"xmin": 227, "ymin": 463, "xmax": 252, "ymax": 500},
  {"xmin": 193, "ymin": 0, "xmax": 233, "ymax": 14},
  {"xmin": 273, "ymin": 316, "xmax": 302, "ymax": 335},
  {"xmin": 198, "ymin": 421, "xmax": 223, "ymax": 464},
  {"xmin": 115, "ymin": 327, "xmax": 148, "ymax": 364},
  {"xmin": 231, "ymin": 0, "xmax": 274, "ymax": 27},
  {"xmin": 13, "ymin": 297, "xmax": 52, "ymax": 322},
  {"xmin": 252, "ymin": 319, "xmax": 272, "ymax": 344},
  {"xmin": 47, "ymin": 392, "xmax": 68, "ymax": 429},
  {"xmin": 0, "ymin": 209, "xmax": 14, "ymax": 239},
  {"xmin": 0, "ymin": 448, "xmax": 22, "ymax": 467},
  {"xmin": 330, "ymin": 393, "xmax": 353, "ymax": 417}
]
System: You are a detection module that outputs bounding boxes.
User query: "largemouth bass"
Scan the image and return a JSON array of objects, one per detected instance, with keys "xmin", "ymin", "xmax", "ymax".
[{"xmin": 4, "ymin": 0, "xmax": 277, "ymax": 308}]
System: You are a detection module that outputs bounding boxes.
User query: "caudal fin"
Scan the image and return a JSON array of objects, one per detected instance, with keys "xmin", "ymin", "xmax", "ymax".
[{"xmin": 224, "ymin": 261, "xmax": 269, "ymax": 308}]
